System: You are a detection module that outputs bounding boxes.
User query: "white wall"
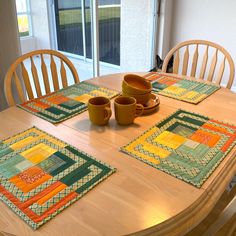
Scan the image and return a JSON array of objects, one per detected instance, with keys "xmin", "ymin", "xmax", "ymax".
[
  {"xmin": 31, "ymin": 0, "xmax": 51, "ymax": 49},
  {"xmin": 169, "ymin": 0, "xmax": 236, "ymax": 89},
  {"xmin": 20, "ymin": 36, "xmax": 36, "ymax": 54},
  {"xmin": 120, "ymin": 0, "xmax": 155, "ymax": 72},
  {"xmin": 21, "ymin": 0, "xmax": 51, "ymax": 54}
]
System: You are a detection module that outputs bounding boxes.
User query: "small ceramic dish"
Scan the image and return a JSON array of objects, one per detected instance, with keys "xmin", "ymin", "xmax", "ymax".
[
  {"xmin": 122, "ymin": 91, "xmax": 151, "ymax": 105},
  {"xmin": 136, "ymin": 93, "xmax": 160, "ymax": 115}
]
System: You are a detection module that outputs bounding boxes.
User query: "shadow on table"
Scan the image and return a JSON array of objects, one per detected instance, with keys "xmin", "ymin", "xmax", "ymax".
[{"xmin": 72, "ymin": 118, "xmax": 141, "ymax": 133}]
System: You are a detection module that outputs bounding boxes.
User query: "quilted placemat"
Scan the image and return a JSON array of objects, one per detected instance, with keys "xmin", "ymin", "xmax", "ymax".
[
  {"xmin": 18, "ymin": 82, "xmax": 119, "ymax": 123},
  {"xmin": 121, "ymin": 109, "xmax": 236, "ymax": 188},
  {"xmin": 143, "ymin": 72, "xmax": 220, "ymax": 104},
  {"xmin": 0, "ymin": 127, "xmax": 115, "ymax": 229}
]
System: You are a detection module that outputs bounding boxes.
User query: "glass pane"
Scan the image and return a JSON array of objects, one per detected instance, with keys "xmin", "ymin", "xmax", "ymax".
[
  {"xmin": 99, "ymin": 0, "xmax": 121, "ymax": 5},
  {"xmin": 55, "ymin": 0, "xmax": 84, "ymax": 56},
  {"xmin": 16, "ymin": 0, "xmax": 27, "ymax": 13},
  {"xmin": 85, "ymin": 0, "xmax": 92, "ymax": 59},
  {"xmin": 98, "ymin": 0, "xmax": 120, "ymax": 65},
  {"xmin": 17, "ymin": 14, "xmax": 30, "ymax": 37}
]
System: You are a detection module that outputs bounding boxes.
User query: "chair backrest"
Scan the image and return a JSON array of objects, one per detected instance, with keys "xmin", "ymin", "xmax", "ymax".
[
  {"xmin": 162, "ymin": 40, "xmax": 235, "ymax": 89},
  {"xmin": 4, "ymin": 49, "xmax": 80, "ymax": 106}
]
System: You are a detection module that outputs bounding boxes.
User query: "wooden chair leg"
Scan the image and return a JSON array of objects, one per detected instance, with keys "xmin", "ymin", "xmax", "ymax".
[{"xmin": 202, "ymin": 196, "xmax": 236, "ymax": 236}]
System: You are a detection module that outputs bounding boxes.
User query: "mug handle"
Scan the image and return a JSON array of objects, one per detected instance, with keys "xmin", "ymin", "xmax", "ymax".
[
  {"xmin": 104, "ymin": 107, "xmax": 112, "ymax": 121},
  {"xmin": 135, "ymin": 104, "xmax": 144, "ymax": 117}
]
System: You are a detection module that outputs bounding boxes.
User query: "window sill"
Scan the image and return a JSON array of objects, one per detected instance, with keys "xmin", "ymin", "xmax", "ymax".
[{"xmin": 20, "ymin": 36, "xmax": 35, "ymax": 41}]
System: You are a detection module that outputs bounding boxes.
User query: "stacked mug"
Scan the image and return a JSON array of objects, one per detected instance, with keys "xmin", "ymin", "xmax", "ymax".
[{"xmin": 122, "ymin": 74, "xmax": 152, "ymax": 105}]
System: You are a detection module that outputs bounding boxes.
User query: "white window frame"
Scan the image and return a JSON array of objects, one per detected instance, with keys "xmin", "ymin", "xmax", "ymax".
[{"xmin": 16, "ymin": 0, "xmax": 33, "ymax": 37}]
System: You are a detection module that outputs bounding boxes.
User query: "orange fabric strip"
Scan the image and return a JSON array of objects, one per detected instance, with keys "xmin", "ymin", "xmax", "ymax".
[{"xmin": 37, "ymin": 183, "xmax": 67, "ymax": 205}]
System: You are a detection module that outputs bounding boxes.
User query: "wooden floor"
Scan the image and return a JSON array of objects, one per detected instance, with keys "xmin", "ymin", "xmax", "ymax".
[{"xmin": 186, "ymin": 184, "xmax": 236, "ymax": 236}]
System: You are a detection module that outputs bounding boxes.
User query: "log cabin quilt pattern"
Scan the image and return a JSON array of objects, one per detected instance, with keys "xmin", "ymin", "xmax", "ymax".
[
  {"xmin": 0, "ymin": 127, "xmax": 115, "ymax": 229},
  {"xmin": 18, "ymin": 82, "xmax": 118, "ymax": 123},
  {"xmin": 144, "ymin": 72, "xmax": 220, "ymax": 104},
  {"xmin": 121, "ymin": 109, "xmax": 236, "ymax": 188}
]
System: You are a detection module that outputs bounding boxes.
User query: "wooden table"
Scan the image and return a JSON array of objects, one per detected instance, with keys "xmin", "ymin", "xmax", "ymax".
[{"xmin": 0, "ymin": 73, "xmax": 236, "ymax": 236}]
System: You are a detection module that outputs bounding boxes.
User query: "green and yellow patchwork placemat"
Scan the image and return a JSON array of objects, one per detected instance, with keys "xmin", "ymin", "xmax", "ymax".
[
  {"xmin": 0, "ymin": 127, "xmax": 115, "ymax": 229},
  {"xmin": 121, "ymin": 109, "xmax": 236, "ymax": 188},
  {"xmin": 18, "ymin": 82, "xmax": 119, "ymax": 123},
  {"xmin": 144, "ymin": 72, "xmax": 220, "ymax": 104}
]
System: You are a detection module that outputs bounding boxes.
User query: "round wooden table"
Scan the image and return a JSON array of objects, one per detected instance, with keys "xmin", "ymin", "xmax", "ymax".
[{"xmin": 0, "ymin": 73, "xmax": 236, "ymax": 236}]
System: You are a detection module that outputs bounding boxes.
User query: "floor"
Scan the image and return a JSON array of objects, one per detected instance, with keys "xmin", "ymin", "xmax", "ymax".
[
  {"xmin": 23, "ymin": 55, "xmax": 121, "ymax": 97},
  {"xmin": 186, "ymin": 184, "xmax": 236, "ymax": 236},
  {"xmin": 68, "ymin": 57, "xmax": 121, "ymax": 82}
]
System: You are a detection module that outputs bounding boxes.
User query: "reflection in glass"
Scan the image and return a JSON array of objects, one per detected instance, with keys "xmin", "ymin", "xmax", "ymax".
[
  {"xmin": 98, "ymin": 0, "xmax": 120, "ymax": 65},
  {"xmin": 55, "ymin": 0, "xmax": 84, "ymax": 56},
  {"xmin": 54, "ymin": 0, "xmax": 120, "ymax": 65}
]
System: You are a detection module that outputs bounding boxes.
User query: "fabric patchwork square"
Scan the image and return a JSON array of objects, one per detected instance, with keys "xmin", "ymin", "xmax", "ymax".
[
  {"xmin": 183, "ymin": 139, "xmax": 199, "ymax": 149},
  {"xmin": 0, "ymin": 127, "xmax": 115, "ymax": 229},
  {"xmin": 177, "ymin": 142, "xmax": 210, "ymax": 159},
  {"xmin": 10, "ymin": 136, "xmax": 37, "ymax": 150},
  {"xmin": 163, "ymin": 86, "xmax": 186, "ymax": 95},
  {"xmin": 37, "ymin": 152, "xmax": 75, "ymax": 176},
  {"xmin": 190, "ymin": 130, "xmax": 221, "ymax": 147},
  {"xmin": 88, "ymin": 89, "xmax": 113, "ymax": 97},
  {"xmin": 46, "ymin": 95, "xmax": 69, "ymax": 105},
  {"xmin": 0, "ymin": 146, "xmax": 13, "ymax": 158},
  {"xmin": 33, "ymin": 101, "xmax": 50, "ymax": 109},
  {"xmin": 152, "ymin": 82, "xmax": 168, "ymax": 90},
  {"xmin": 59, "ymin": 99, "xmax": 84, "ymax": 109},
  {"xmin": 20, "ymin": 143, "xmax": 57, "ymax": 164},
  {"xmin": 45, "ymin": 106, "xmax": 68, "ymax": 116},
  {"xmin": 167, "ymin": 122, "xmax": 196, "ymax": 138},
  {"xmin": 74, "ymin": 94, "xmax": 93, "ymax": 103},
  {"xmin": 15, "ymin": 159, "xmax": 34, "ymax": 171},
  {"xmin": 121, "ymin": 109, "xmax": 236, "ymax": 188},
  {"xmin": 10, "ymin": 166, "xmax": 52, "ymax": 193},
  {"xmin": 18, "ymin": 82, "xmax": 118, "ymax": 123},
  {"xmin": 0, "ymin": 154, "xmax": 31, "ymax": 179},
  {"xmin": 154, "ymin": 131, "xmax": 186, "ymax": 149},
  {"xmin": 147, "ymin": 73, "xmax": 220, "ymax": 104}
]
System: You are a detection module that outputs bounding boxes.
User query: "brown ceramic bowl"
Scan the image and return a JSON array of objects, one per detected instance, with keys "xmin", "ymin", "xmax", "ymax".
[
  {"xmin": 122, "ymin": 92, "xmax": 151, "ymax": 105},
  {"xmin": 122, "ymin": 74, "xmax": 152, "ymax": 95}
]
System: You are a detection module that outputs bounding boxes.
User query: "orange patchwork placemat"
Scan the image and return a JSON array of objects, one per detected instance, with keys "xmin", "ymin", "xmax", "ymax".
[
  {"xmin": 18, "ymin": 82, "xmax": 118, "ymax": 123},
  {"xmin": 0, "ymin": 127, "xmax": 115, "ymax": 229},
  {"xmin": 121, "ymin": 109, "xmax": 236, "ymax": 187},
  {"xmin": 144, "ymin": 72, "xmax": 220, "ymax": 104}
]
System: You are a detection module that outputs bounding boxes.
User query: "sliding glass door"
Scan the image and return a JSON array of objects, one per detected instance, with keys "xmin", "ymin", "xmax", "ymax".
[
  {"xmin": 53, "ymin": 0, "xmax": 120, "ymax": 68},
  {"xmin": 98, "ymin": 0, "xmax": 120, "ymax": 65},
  {"xmin": 54, "ymin": 0, "xmax": 86, "ymax": 57}
]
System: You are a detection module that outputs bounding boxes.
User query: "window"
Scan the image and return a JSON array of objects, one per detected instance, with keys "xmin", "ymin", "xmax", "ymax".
[
  {"xmin": 54, "ymin": 0, "xmax": 121, "ymax": 65},
  {"xmin": 16, "ymin": 0, "xmax": 32, "ymax": 37}
]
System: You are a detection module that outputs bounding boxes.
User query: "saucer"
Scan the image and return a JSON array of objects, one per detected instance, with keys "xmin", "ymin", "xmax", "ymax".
[{"xmin": 137, "ymin": 93, "xmax": 160, "ymax": 115}]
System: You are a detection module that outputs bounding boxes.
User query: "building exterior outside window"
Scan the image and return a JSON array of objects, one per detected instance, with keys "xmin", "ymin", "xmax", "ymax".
[{"xmin": 16, "ymin": 0, "xmax": 32, "ymax": 37}]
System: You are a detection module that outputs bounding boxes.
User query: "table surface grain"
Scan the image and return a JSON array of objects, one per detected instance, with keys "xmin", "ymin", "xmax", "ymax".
[{"xmin": 0, "ymin": 73, "xmax": 236, "ymax": 236}]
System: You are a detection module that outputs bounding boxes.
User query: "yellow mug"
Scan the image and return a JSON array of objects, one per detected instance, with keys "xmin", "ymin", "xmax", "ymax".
[
  {"xmin": 88, "ymin": 97, "xmax": 112, "ymax": 125},
  {"xmin": 114, "ymin": 96, "xmax": 144, "ymax": 125}
]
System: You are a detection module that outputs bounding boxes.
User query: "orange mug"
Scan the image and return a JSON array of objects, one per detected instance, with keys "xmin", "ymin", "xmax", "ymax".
[
  {"xmin": 88, "ymin": 97, "xmax": 112, "ymax": 125},
  {"xmin": 114, "ymin": 96, "xmax": 144, "ymax": 125}
]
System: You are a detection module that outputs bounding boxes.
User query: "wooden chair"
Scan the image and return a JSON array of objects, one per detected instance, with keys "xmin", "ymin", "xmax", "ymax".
[
  {"xmin": 186, "ymin": 183, "xmax": 236, "ymax": 236},
  {"xmin": 202, "ymin": 196, "xmax": 236, "ymax": 236},
  {"xmin": 162, "ymin": 40, "xmax": 235, "ymax": 89},
  {"xmin": 4, "ymin": 49, "xmax": 80, "ymax": 106}
]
